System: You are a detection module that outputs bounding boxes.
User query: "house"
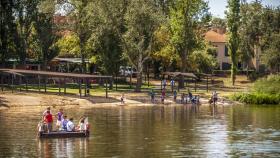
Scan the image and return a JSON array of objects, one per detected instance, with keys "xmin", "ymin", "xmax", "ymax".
[
  {"xmin": 205, "ymin": 30, "xmax": 261, "ymax": 71},
  {"xmin": 205, "ymin": 30, "xmax": 231, "ymax": 70}
]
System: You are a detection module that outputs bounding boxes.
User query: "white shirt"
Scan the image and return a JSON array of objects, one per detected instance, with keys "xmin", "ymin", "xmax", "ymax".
[
  {"xmin": 79, "ymin": 123, "xmax": 86, "ymax": 131},
  {"xmin": 66, "ymin": 121, "xmax": 75, "ymax": 131}
]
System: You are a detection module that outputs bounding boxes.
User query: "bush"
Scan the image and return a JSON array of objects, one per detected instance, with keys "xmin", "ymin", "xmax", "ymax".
[
  {"xmin": 231, "ymin": 75, "xmax": 280, "ymax": 104},
  {"xmin": 231, "ymin": 93, "xmax": 280, "ymax": 105}
]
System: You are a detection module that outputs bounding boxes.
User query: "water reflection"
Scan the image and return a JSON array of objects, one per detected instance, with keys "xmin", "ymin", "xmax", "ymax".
[
  {"xmin": 38, "ymin": 138, "xmax": 89, "ymax": 158},
  {"xmin": 0, "ymin": 105, "xmax": 279, "ymax": 157}
]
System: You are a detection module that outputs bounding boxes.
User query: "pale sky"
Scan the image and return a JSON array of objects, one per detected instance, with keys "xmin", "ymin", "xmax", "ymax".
[{"xmin": 208, "ymin": 0, "xmax": 280, "ymax": 18}]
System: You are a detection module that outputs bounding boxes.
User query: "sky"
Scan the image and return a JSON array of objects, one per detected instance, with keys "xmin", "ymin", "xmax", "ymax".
[{"xmin": 208, "ymin": 0, "xmax": 280, "ymax": 18}]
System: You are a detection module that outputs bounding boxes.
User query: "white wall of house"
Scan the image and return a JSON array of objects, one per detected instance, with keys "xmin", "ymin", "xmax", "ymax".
[{"xmin": 213, "ymin": 42, "xmax": 231, "ymax": 70}]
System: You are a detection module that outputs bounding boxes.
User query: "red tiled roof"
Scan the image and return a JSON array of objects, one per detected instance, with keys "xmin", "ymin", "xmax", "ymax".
[{"xmin": 205, "ymin": 30, "xmax": 226, "ymax": 43}]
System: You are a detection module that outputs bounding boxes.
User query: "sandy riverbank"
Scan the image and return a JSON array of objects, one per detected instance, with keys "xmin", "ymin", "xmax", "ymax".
[{"xmin": 0, "ymin": 91, "xmax": 238, "ymax": 110}]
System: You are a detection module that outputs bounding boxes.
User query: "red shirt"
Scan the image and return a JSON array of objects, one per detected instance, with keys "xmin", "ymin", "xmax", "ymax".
[{"xmin": 45, "ymin": 113, "xmax": 53, "ymax": 123}]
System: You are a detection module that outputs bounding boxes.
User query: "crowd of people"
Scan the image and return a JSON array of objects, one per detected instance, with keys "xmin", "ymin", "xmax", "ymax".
[{"xmin": 38, "ymin": 107, "xmax": 88, "ymax": 133}]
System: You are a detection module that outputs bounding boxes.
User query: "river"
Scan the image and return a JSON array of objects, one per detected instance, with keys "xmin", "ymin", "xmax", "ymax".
[{"xmin": 0, "ymin": 104, "xmax": 279, "ymax": 157}]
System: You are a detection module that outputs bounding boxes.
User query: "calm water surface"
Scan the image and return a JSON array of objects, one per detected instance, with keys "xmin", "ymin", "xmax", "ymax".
[{"xmin": 0, "ymin": 104, "xmax": 279, "ymax": 157}]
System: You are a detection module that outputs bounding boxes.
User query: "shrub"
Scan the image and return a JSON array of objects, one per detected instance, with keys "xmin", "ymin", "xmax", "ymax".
[{"xmin": 231, "ymin": 93, "xmax": 280, "ymax": 105}]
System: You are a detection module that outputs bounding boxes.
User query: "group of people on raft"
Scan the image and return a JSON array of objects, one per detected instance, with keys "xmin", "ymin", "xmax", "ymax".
[{"xmin": 38, "ymin": 107, "xmax": 88, "ymax": 133}]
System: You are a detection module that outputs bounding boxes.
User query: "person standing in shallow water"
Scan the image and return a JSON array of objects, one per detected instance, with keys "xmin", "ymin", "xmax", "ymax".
[
  {"xmin": 173, "ymin": 90, "xmax": 177, "ymax": 101},
  {"xmin": 161, "ymin": 89, "xmax": 166, "ymax": 104}
]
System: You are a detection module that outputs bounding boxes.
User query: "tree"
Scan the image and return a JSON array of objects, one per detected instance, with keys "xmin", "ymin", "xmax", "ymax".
[
  {"xmin": 169, "ymin": 0, "xmax": 210, "ymax": 88},
  {"xmin": 226, "ymin": 0, "xmax": 240, "ymax": 85},
  {"xmin": 122, "ymin": 0, "xmax": 162, "ymax": 92},
  {"xmin": 33, "ymin": 13, "xmax": 59, "ymax": 70},
  {"xmin": 0, "ymin": 0, "xmax": 18, "ymax": 67},
  {"xmin": 239, "ymin": 0, "xmax": 262, "ymax": 75},
  {"xmin": 56, "ymin": 34, "xmax": 80, "ymax": 57}
]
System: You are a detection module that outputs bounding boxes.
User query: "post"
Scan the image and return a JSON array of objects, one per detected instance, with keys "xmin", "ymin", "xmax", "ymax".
[
  {"xmin": 195, "ymin": 79, "xmax": 197, "ymax": 92},
  {"xmin": 130, "ymin": 73, "xmax": 132, "ymax": 88},
  {"xmin": 84, "ymin": 79, "xmax": 87, "ymax": 97},
  {"xmin": 25, "ymin": 77, "xmax": 28, "ymax": 92},
  {"xmin": 44, "ymin": 77, "xmax": 47, "ymax": 93},
  {"xmin": 115, "ymin": 75, "xmax": 118, "ymax": 91},
  {"xmin": 11, "ymin": 74, "xmax": 14, "ymax": 93},
  {"xmin": 87, "ymin": 79, "xmax": 90, "ymax": 96},
  {"xmin": 38, "ymin": 75, "xmax": 41, "ymax": 92},
  {"xmin": 64, "ymin": 78, "xmax": 66, "ymax": 94},
  {"xmin": 106, "ymin": 79, "xmax": 108, "ymax": 98},
  {"xmin": 59, "ymin": 79, "xmax": 61, "ymax": 95},
  {"xmin": 19, "ymin": 76, "xmax": 22, "ymax": 91},
  {"xmin": 206, "ymin": 76, "xmax": 209, "ymax": 92},
  {"xmin": 147, "ymin": 71, "xmax": 150, "ymax": 87},
  {"xmin": 79, "ymin": 79, "xmax": 82, "ymax": 98},
  {"xmin": 1, "ymin": 75, "xmax": 3, "ymax": 91}
]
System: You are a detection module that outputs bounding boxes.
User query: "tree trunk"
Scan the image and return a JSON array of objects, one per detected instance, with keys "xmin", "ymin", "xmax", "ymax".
[
  {"xmin": 179, "ymin": 51, "xmax": 187, "ymax": 88},
  {"xmin": 135, "ymin": 54, "xmax": 143, "ymax": 92}
]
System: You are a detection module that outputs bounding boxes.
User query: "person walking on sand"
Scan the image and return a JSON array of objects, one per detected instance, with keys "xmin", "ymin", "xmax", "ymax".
[
  {"xmin": 120, "ymin": 93, "xmax": 125, "ymax": 104},
  {"xmin": 170, "ymin": 79, "xmax": 175, "ymax": 92}
]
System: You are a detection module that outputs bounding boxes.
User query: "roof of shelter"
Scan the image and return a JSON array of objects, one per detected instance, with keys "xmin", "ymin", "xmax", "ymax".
[
  {"xmin": 205, "ymin": 30, "xmax": 226, "ymax": 43},
  {"xmin": 0, "ymin": 69, "xmax": 111, "ymax": 79},
  {"xmin": 162, "ymin": 72, "xmax": 197, "ymax": 79},
  {"xmin": 53, "ymin": 58, "xmax": 90, "ymax": 63}
]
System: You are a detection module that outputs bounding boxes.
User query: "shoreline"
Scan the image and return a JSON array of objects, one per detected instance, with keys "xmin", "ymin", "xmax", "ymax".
[{"xmin": 0, "ymin": 91, "xmax": 239, "ymax": 109}]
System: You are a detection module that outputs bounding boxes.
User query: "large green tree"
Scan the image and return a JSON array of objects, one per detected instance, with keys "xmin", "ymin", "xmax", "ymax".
[
  {"xmin": 122, "ymin": 0, "xmax": 162, "ymax": 92},
  {"xmin": 226, "ymin": 0, "xmax": 240, "ymax": 85},
  {"xmin": 169, "ymin": 0, "xmax": 210, "ymax": 88},
  {"xmin": 239, "ymin": 0, "xmax": 262, "ymax": 75}
]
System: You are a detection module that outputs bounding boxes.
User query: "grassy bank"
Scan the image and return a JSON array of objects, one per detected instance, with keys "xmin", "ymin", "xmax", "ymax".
[{"xmin": 231, "ymin": 75, "xmax": 280, "ymax": 105}]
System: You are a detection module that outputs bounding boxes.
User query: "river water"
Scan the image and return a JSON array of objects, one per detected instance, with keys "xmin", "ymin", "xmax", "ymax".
[{"xmin": 0, "ymin": 104, "xmax": 279, "ymax": 157}]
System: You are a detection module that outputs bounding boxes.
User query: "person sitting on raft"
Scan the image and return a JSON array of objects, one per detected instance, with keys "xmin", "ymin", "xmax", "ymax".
[
  {"xmin": 66, "ymin": 118, "xmax": 75, "ymax": 132},
  {"xmin": 76, "ymin": 117, "xmax": 86, "ymax": 131},
  {"xmin": 61, "ymin": 115, "xmax": 68, "ymax": 131}
]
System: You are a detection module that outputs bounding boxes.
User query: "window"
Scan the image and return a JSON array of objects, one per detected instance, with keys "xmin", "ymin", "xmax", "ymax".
[
  {"xmin": 222, "ymin": 62, "xmax": 231, "ymax": 70},
  {"xmin": 225, "ymin": 46, "xmax": 229, "ymax": 57}
]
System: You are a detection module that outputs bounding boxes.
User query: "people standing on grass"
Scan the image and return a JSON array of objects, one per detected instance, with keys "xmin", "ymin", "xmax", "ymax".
[
  {"xmin": 170, "ymin": 79, "xmax": 175, "ymax": 92},
  {"xmin": 162, "ymin": 79, "xmax": 167, "ymax": 89}
]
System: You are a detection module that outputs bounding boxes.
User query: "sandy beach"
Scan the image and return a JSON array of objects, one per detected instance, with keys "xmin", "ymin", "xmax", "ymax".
[{"xmin": 0, "ymin": 91, "xmax": 238, "ymax": 110}]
